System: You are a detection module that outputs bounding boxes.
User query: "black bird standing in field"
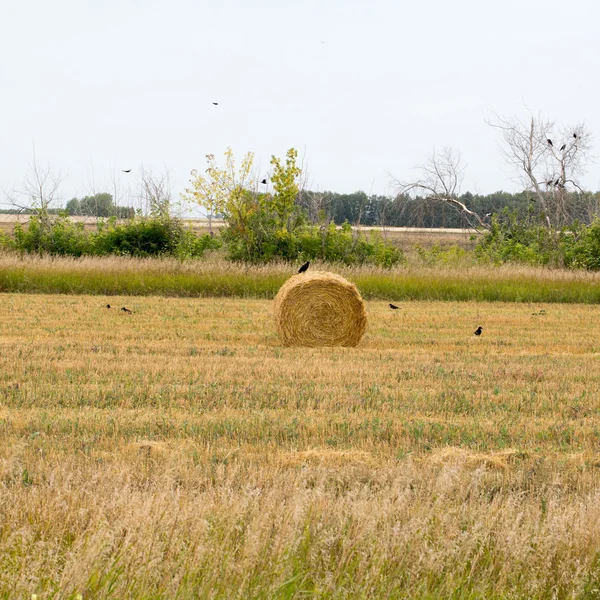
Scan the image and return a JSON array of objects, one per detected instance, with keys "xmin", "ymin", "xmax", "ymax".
[
  {"xmin": 106, "ymin": 304, "xmax": 111, "ymax": 309},
  {"xmin": 121, "ymin": 307, "xmax": 133, "ymax": 314},
  {"xmin": 122, "ymin": 169, "xmax": 131, "ymax": 173},
  {"xmin": 389, "ymin": 303, "xmax": 400, "ymax": 310},
  {"xmin": 560, "ymin": 144, "xmax": 566, "ymax": 151},
  {"xmin": 547, "ymin": 139, "xmax": 553, "ymax": 146},
  {"xmin": 474, "ymin": 326, "xmax": 483, "ymax": 336},
  {"xmin": 298, "ymin": 261, "xmax": 310, "ymax": 274}
]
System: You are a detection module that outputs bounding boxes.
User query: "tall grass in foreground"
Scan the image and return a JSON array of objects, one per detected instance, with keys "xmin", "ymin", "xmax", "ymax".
[
  {"xmin": 2, "ymin": 296, "xmax": 600, "ymax": 598},
  {"xmin": 2, "ymin": 252, "xmax": 600, "ymax": 302}
]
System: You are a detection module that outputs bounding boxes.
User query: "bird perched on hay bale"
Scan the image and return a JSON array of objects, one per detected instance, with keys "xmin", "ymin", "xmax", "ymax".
[{"xmin": 274, "ymin": 271, "xmax": 367, "ymax": 347}]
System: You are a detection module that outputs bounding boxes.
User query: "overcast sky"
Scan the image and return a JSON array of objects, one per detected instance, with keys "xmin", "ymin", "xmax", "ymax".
[{"xmin": 1, "ymin": 0, "xmax": 599, "ymax": 213}]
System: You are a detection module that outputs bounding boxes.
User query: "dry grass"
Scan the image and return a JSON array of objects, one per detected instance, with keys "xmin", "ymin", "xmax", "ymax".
[
  {"xmin": 3, "ymin": 252, "xmax": 600, "ymax": 304},
  {"xmin": 2, "ymin": 295, "xmax": 600, "ymax": 598}
]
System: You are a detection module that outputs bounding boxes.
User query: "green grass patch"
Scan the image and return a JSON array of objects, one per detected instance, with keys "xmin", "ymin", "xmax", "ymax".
[{"xmin": 1, "ymin": 255, "xmax": 600, "ymax": 303}]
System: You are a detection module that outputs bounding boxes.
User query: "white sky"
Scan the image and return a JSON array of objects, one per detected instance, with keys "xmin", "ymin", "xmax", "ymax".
[{"xmin": 1, "ymin": 0, "xmax": 599, "ymax": 212}]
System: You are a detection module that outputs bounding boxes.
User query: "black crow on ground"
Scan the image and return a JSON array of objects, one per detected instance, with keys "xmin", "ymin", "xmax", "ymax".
[
  {"xmin": 474, "ymin": 326, "xmax": 482, "ymax": 336},
  {"xmin": 298, "ymin": 261, "xmax": 310, "ymax": 274},
  {"xmin": 389, "ymin": 303, "xmax": 400, "ymax": 310},
  {"xmin": 121, "ymin": 307, "xmax": 133, "ymax": 314},
  {"xmin": 106, "ymin": 304, "xmax": 111, "ymax": 309}
]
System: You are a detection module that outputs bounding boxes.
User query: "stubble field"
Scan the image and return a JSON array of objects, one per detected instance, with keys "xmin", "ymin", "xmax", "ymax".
[{"xmin": 2, "ymin": 294, "xmax": 600, "ymax": 598}]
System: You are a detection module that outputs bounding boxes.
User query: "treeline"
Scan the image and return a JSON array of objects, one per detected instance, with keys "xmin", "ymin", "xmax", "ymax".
[
  {"xmin": 65, "ymin": 193, "xmax": 134, "ymax": 218},
  {"xmin": 0, "ymin": 193, "xmax": 134, "ymax": 218},
  {"xmin": 3, "ymin": 190, "xmax": 599, "ymax": 229},
  {"xmin": 302, "ymin": 190, "xmax": 600, "ymax": 228}
]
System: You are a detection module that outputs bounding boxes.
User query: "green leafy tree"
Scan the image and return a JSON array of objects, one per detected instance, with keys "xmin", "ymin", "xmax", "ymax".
[{"xmin": 269, "ymin": 148, "xmax": 302, "ymax": 228}]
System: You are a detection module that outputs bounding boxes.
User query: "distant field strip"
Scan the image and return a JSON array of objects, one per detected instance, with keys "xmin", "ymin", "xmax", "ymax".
[{"xmin": 1, "ymin": 254, "xmax": 600, "ymax": 303}]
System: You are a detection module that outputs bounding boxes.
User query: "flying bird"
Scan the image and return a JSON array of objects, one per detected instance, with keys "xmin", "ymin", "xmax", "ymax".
[
  {"xmin": 474, "ymin": 326, "xmax": 482, "ymax": 336},
  {"xmin": 389, "ymin": 303, "xmax": 400, "ymax": 310},
  {"xmin": 121, "ymin": 307, "xmax": 133, "ymax": 314},
  {"xmin": 261, "ymin": 179, "xmax": 267, "ymax": 184},
  {"xmin": 212, "ymin": 102, "xmax": 219, "ymax": 106},
  {"xmin": 122, "ymin": 169, "xmax": 131, "ymax": 173},
  {"xmin": 560, "ymin": 144, "xmax": 566, "ymax": 151},
  {"xmin": 298, "ymin": 261, "xmax": 310, "ymax": 274},
  {"xmin": 547, "ymin": 139, "xmax": 553, "ymax": 146}
]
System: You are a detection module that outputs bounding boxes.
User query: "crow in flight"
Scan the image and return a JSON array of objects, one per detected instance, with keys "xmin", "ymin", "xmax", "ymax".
[
  {"xmin": 560, "ymin": 144, "xmax": 566, "ymax": 151},
  {"xmin": 474, "ymin": 326, "xmax": 482, "ymax": 336},
  {"xmin": 122, "ymin": 169, "xmax": 131, "ymax": 173},
  {"xmin": 389, "ymin": 303, "xmax": 400, "ymax": 310},
  {"xmin": 121, "ymin": 307, "xmax": 133, "ymax": 314},
  {"xmin": 298, "ymin": 261, "xmax": 310, "ymax": 274},
  {"xmin": 547, "ymin": 139, "xmax": 553, "ymax": 146},
  {"xmin": 261, "ymin": 179, "xmax": 267, "ymax": 184},
  {"xmin": 212, "ymin": 102, "xmax": 219, "ymax": 106}
]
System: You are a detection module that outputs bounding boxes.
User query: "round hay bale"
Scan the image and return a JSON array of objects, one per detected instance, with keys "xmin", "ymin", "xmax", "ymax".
[{"xmin": 274, "ymin": 271, "xmax": 367, "ymax": 347}]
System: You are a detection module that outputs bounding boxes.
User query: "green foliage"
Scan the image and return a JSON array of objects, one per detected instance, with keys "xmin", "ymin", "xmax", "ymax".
[
  {"xmin": 1, "ymin": 215, "xmax": 221, "ymax": 259},
  {"xmin": 269, "ymin": 148, "xmax": 302, "ymax": 227},
  {"xmin": 562, "ymin": 219, "xmax": 600, "ymax": 271},
  {"xmin": 193, "ymin": 148, "xmax": 403, "ymax": 267},
  {"xmin": 92, "ymin": 217, "xmax": 184, "ymax": 257},
  {"xmin": 12, "ymin": 212, "xmax": 89, "ymax": 256},
  {"xmin": 66, "ymin": 193, "xmax": 134, "ymax": 218},
  {"xmin": 474, "ymin": 210, "xmax": 565, "ymax": 267}
]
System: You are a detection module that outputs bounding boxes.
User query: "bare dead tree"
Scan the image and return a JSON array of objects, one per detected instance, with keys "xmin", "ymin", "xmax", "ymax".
[
  {"xmin": 391, "ymin": 147, "xmax": 487, "ymax": 229},
  {"xmin": 297, "ymin": 190, "xmax": 332, "ymax": 224},
  {"xmin": 137, "ymin": 167, "xmax": 175, "ymax": 219},
  {"xmin": 4, "ymin": 151, "xmax": 65, "ymax": 232},
  {"xmin": 486, "ymin": 108, "xmax": 593, "ymax": 227}
]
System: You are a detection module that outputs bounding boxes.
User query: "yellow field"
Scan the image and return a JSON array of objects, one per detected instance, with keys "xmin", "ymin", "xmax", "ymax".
[{"xmin": 2, "ymin": 294, "xmax": 600, "ymax": 598}]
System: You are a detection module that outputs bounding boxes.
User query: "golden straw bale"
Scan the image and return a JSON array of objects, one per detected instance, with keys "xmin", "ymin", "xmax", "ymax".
[{"xmin": 274, "ymin": 271, "xmax": 367, "ymax": 347}]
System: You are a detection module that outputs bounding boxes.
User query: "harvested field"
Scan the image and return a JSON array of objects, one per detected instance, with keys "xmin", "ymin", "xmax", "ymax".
[{"xmin": 1, "ymin": 294, "xmax": 600, "ymax": 597}]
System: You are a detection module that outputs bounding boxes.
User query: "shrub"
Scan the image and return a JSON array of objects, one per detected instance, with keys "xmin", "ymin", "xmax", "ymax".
[
  {"xmin": 562, "ymin": 219, "xmax": 600, "ymax": 270},
  {"xmin": 3, "ymin": 214, "xmax": 221, "ymax": 260},
  {"xmin": 474, "ymin": 210, "xmax": 565, "ymax": 267}
]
